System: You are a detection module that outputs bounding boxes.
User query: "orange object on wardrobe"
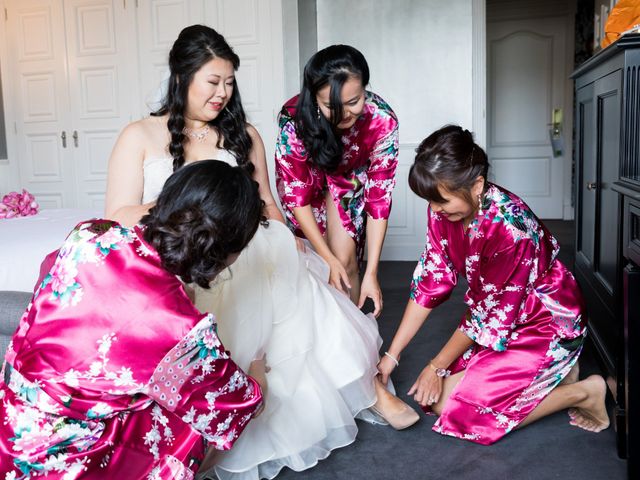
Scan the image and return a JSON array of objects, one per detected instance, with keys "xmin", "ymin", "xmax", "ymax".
[{"xmin": 601, "ymin": 0, "xmax": 640, "ymax": 49}]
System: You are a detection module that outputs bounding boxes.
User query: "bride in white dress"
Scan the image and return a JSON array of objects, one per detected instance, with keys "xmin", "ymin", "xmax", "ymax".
[{"xmin": 105, "ymin": 25, "xmax": 418, "ymax": 480}]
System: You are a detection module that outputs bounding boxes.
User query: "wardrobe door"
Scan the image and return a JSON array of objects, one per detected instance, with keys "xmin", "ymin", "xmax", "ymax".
[
  {"xmin": 574, "ymin": 71, "xmax": 623, "ymax": 378},
  {"xmin": 574, "ymin": 79, "xmax": 617, "ymax": 374},
  {"xmin": 576, "ymin": 83, "xmax": 596, "ymax": 271},
  {"xmin": 594, "ymin": 70, "xmax": 622, "ymax": 298},
  {"xmin": 7, "ymin": 0, "xmax": 139, "ymax": 209},
  {"xmin": 63, "ymin": 0, "xmax": 139, "ymax": 209},
  {"xmin": 6, "ymin": 0, "xmax": 75, "ymax": 208}
]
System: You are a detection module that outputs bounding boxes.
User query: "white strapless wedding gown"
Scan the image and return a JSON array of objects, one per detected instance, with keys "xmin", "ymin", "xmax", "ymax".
[{"xmin": 143, "ymin": 153, "xmax": 387, "ymax": 480}]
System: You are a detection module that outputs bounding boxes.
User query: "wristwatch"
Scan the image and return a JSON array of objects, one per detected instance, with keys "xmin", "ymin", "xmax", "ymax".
[{"xmin": 428, "ymin": 362, "xmax": 451, "ymax": 378}]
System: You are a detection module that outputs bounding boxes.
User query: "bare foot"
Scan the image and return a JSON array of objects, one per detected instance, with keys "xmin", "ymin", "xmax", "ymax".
[
  {"xmin": 561, "ymin": 361, "xmax": 580, "ymax": 385},
  {"xmin": 568, "ymin": 375, "xmax": 609, "ymax": 432},
  {"xmin": 372, "ymin": 377, "xmax": 420, "ymax": 430}
]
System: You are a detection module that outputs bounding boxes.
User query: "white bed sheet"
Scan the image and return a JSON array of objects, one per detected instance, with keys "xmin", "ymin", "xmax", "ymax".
[{"xmin": 0, "ymin": 209, "xmax": 102, "ymax": 292}]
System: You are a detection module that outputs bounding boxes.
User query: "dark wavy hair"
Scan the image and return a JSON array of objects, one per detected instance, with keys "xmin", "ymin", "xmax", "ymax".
[
  {"xmin": 153, "ymin": 25, "xmax": 253, "ymax": 174},
  {"xmin": 141, "ymin": 160, "xmax": 263, "ymax": 288},
  {"xmin": 293, "ymin": 44, "xmax": 370, "ymax": 172},
  {"xmin": 409, "ymin": 125, "xmax": 489, "ymax": 204}
]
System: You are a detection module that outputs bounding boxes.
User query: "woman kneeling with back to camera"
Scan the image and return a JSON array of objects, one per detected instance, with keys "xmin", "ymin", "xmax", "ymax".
[{"xmin": 0, "ymin": 160, "xmax": 265, "ymax": 478}]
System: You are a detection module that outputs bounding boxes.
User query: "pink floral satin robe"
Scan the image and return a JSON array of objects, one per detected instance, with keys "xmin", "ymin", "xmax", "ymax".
[
  {"xmin": 411, "ymin": 184, "xmax": 586, "ymax": 445},
  {"xmin": 275, "ymin": 91, "xmax": 399, "ymax": 259},
  {"xmin": 0, "ymin": 220, "xmax": 262, "ymax": 479}
]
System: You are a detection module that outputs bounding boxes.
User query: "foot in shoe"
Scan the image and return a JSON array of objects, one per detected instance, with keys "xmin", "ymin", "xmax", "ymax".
[{"xmin": 372, "ymin": 378, "xmax": 420, "ymax": 430}]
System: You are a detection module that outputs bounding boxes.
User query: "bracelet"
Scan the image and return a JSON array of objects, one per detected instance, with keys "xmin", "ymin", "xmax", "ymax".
[
  {"xmin": 384, "ymin": 351, "xmax": 399, "ymax": 367},
  {"xmin": 428, "ymin": 361, "xmax": 451, "ymax": 378}
]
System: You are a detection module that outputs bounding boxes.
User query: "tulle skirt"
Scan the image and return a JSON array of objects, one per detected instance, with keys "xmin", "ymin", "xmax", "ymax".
[{"xmin": 194, "ymin": 220, "xmax": 386, "ymax": 480}]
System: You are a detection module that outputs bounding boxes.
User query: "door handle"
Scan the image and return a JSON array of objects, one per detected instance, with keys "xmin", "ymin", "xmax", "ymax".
[
  {"xmin": 548, "ymin": 108, "xmax": 563, "ymax": 157},
  {"xmin": 61, "ymin": 131, "xmax": 67, "ymax": 148},
  {"xmin": 549, "ymin": 108, "xmax": 563, "ymax": 135},
  {"xmin": 72, "ymin": 130, "xmax": 78, "ymax": 147},
  {"xmin": 586, "ymin": 181, "xmax": 597, "ymax": 190}
]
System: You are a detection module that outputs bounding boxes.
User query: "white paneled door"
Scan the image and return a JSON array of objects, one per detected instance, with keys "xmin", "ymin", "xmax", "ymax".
[
  {"xmin": 7, "ymin": 0, "xmax": 137, "ymax": 209},
  {"xmin": 487, "ymin": 16, "xmax": 568, "ymax": 218},
  {"xmin": 64, "ymin": 0, "xmax": 138, "ymax": 208},
  {"xmin": 7, "ymin": 0, "xmax": 74, "ymax": 208}
]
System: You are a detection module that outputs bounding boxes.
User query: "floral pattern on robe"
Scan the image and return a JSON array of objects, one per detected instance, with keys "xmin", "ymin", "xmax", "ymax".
[
  {"xmin": 410, "ymin": 184, "xmax": 586, "ymax": 445},
  {"xmin": 0, "ymin": 220, "xmax": 262, "ymax": 479},
  {"xmin": 275, "ymin": 91, "xmax": 398, "ymax": 259}
]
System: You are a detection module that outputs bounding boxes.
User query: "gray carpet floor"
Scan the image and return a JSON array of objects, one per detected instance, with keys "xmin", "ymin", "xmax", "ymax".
[{"xmin": 277, "ymin": 220, "xmax": 628, "ymax": 480}]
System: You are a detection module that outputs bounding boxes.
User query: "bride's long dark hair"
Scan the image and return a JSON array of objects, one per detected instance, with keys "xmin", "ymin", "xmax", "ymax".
[
  {"xmin": 293, "ymin": 44, "xmax": 369, "ymax": 172},
  {"xmin": 153, "ymin": 25, "xmax": 253, "ymax": 174}
]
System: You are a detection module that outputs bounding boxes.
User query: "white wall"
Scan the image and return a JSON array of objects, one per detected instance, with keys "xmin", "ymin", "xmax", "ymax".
[
  {"xmin": 316, "ymin": 0, "xmax": 476, "ymax": 260},
  {"xmin": 0, "ymin": 165, "xmax": 9, "ymax": 194},
  {"xmin": 281, "ymin": 0, "xmax": 301, "ymax": 99}
]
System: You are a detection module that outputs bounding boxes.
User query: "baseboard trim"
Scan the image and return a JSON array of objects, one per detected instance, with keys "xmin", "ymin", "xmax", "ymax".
[{"xmin": 381, "ymin": 245, "xmax": 423, "ymax": 262}]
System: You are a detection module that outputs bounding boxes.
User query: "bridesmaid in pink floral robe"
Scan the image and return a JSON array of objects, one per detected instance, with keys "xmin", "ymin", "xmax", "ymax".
[
  {"xmin": 0, "ymin": 161, "xmax": 263, "ymax": 479},
  {"xmin": 410, "ymin": 184, "xmax": 586, "ymax": 443},
  {"xmin": 275, "ymin": 90, "xmax": 398, "ymax": 260},
  {"xmin": 274, "ymin": 45, "xmax": 398, "ymax": 315},
  {"xmin": 378, "ymin": 125, "xmax": 610, "ymax": 445}
]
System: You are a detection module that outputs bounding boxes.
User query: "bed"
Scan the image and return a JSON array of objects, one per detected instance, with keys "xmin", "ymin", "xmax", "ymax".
[{"xmin": 0, "ymin": 208, "xmax": 102, "ymax": 292}]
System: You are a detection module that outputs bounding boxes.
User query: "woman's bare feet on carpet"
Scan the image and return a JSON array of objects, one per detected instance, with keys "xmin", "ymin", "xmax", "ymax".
[
  {"xmin": 567, "ymin": 375, "xmax": 610, "ymax": 432},
  {"xmin": 561, "ymin": 361, "xmax": 580, "ymax": 385},
  {"xmin": 371, "ymin": 376, "xmax": 420, "ymax": 430}
]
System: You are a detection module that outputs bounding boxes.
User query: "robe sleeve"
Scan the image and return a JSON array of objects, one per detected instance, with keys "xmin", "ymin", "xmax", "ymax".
[
  {"xmin": 148, "ymin": 314, "xmax": 263, "ymax": 451},
  {"xmin": 364, "ymin": 120, "xmax": 399, "ymax": 219},
  {"xmin": 275, "ymin": 118, "xmax": 318, "ymax": 209},
  {"xmin": 459, "ymin": 238, "xmax": 536, "ymax": 352},
  {"xmin": 409, "ymin": 209, "xmax": 458, "ymax": 308}
]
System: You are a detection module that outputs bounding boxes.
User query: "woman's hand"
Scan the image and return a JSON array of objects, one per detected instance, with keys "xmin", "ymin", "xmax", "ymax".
[
  {"xmin": 377, "ymin": 354, "xmax": 398, "ymax": 386},
  {"xmin": 407, "ymin": 364, "xmax": 443, "ymax": 407},
  {"xmin": 358, "ymin": 272, "xmax": 383, "ymax": 317},
  {"xmin": 248, "ymin": 357, "xmax": 269, "ymax": 417},
  {"xmin": 326, "ymin": 256, "xmax": 351, "ymax": 294}
]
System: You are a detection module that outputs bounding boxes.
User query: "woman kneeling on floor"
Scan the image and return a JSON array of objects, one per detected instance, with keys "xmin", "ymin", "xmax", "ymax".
[
  {"xmin": 0, "ymin": 161, "xmax": 265, "ymax": 478},
  {"xmin": 378, "ymin": 125, "xmax": 609, "ymax": 445}
]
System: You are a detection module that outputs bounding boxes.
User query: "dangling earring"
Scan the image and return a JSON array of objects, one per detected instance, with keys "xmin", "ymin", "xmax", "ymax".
[
  {"xmin": 477, "ymin": 193, "xmax": 482, "ymax": 213},
  {"xmin": 316, "ymin": 105, "xmax": 321, "ymax": 120}
]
